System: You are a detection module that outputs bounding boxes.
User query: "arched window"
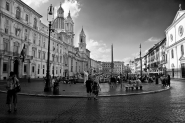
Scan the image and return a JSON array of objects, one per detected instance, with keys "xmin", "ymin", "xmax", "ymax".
[
  {"xmin": 16, "ymin": 7, "xmax": 21, "ymax": 19},
  {"xmin": 181, "ymin": 45, "xmax": 184, "ymax": 56},
  {"xmin": 81, "ymin": 38, "xmax": 83, "ymax": 43},
  {"xmin": 33, "ymin": 18, "xmax": 37, "ymax": 29},
  {"xmin": 171, "ymin": 49, "xmax": 174, "ymax": 58}
]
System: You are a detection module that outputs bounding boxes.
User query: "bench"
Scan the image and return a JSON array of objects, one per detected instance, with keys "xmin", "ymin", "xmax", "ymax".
[{"xmin": 125, "ymin": 84, "xmax": 142, "ymax": 91}]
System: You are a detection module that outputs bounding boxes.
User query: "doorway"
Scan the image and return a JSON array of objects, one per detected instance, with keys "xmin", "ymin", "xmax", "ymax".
[
  {"xmin": 14, "ymin": 60, "xmax": 19, "ymax": 78},
  {"xmin": 181, "ymin": 63, "xmax": 185, "ymax": 78}
]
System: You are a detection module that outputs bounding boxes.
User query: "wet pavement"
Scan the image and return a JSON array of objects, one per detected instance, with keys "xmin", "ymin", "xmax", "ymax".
[
  {"xmin": 0, "ymin": 80, "xmax": 167, "ymax": 97},
  {"xmin": 0, "ymin": 80, "xmax": 184, "ymax": 123}
]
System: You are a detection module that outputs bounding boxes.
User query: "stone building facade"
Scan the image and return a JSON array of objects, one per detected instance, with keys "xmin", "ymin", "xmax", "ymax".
[
  {"xmin": 0, "ymin": 0, "xmax": 92, "ymax": 80},
  {"xmin": 165, "ymin": 5, "xmax": 185, "ymax": 78},
  {"xmin": 102, "ymin": 61, "xmax": 125, "ymax": 75}
]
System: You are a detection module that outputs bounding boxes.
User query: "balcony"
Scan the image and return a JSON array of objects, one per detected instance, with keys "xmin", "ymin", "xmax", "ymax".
[
  {"xmin": 13, "ymin": 52, "xmax": 20, "ymax": 57},
  {"xmin": 0, "ymin": 50, "xmax": 12, "ymax": 56},
  {"xmin": 26, "ymin": 55, "xmax": 33, "ymax": 60}
]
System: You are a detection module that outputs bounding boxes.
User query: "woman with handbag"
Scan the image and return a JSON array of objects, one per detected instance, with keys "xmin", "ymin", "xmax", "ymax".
[{"xmin": 6, "ymin": 71, "xmax": 20, "ymax": 113}]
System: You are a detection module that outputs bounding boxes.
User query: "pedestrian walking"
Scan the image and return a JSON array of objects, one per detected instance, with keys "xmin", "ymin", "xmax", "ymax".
[
  {"xmin": 86, "ymin": 76, "xmax": 93, "ymax": 100},
  {"xmin": 167, "ymin": 74, "xmax": 171, "ymax": 87},
  {"xmin": 155, "ymin": 75, "xmax": 159, "ymax": 84},
  {"xmin": 92, "ymin": 76, "xmax": 101, "ymax": 100},
  {"xmin": 28, "ymin": 76, "xmax": 30, "ymax": 83},
  {"xmin": 6, "ymin": 72, "xmax": 20, "ymax": 113}
]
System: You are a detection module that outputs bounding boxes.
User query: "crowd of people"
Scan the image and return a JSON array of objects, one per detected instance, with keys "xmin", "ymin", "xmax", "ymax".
[
  {"xmin": 125, "ymin": 74, "xmax": 171, "ymax": 87},
  {"xmin": 5, "ymin": 71, "xmax": 171, "ymax": 113}
]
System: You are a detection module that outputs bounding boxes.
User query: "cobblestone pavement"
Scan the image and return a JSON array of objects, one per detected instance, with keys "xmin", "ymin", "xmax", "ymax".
[
  {"xmin": 0, "ymin": 80, "xmax": 166, "ymax": 96},
  {"xmin": 0, "ymin": 80, "xmax": 185, "ymax": 123}
]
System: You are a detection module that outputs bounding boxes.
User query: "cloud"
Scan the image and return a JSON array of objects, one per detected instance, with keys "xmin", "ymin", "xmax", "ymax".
[
  {"xmin": 145, "ymin": 37, "xmax": 161, "ymax": 43},
  {"xmin": 143, "ymin": 48, "xmax": 149, "ymax": 54},
  {"xmin": 54, "ymin": 0, "xmax": 81, "ymax": 18},
  {"xmin": 132, "ymin": 52, "xmax": 139, "ymax": 58},
  {"xmin": 22, "ymin": 0, "xmax": 49, "ymax": 7},
  {"xmin": 122, "ymin": 57, "xmax": 131, "ymax": 64},
  {"xmin": 86, "ymin": 39, "xmax": 111, "ymax": 61}
]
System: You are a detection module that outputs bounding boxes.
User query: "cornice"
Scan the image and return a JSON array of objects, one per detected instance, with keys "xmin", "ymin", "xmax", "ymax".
[
  {"xmin": 165, "ymin": 12, "xmax": 185, "ymax": 33},
  {"xmin": 0, "ymin": 10, "xmax": 64, "ymax": 45},
  {"xmin": 15, "ymin": 0, "xmax": 42, "ymax": 18},
  {"xmin": 166, "ymin": 37, "xmax": 185, "ymax": 50}
]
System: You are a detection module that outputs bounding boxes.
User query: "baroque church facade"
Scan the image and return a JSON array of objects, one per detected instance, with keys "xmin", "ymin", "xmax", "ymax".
[
  {"xmin": 0, "ymin": 0, "xmax": 91, "ymax": 80},
  {"xmin": 52, "ymin": 4, "xmax": 91, "ymax": 77},
  {"xmin": 165, "ymin": 5, "xmax": 185, "ymax": 78}
]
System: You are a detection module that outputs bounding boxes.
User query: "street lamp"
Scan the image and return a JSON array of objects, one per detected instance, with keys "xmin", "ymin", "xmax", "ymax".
[
  {"xmin": 140, "ymin": 44, "xmax": 142, "ymax": 77},
  {"xmin": 44, "ymin": 4, "xmax": 54, "ymax": 92},
  {"xmin": 127, "ymin": 64, "xmax": 129, "ymax": 80}
]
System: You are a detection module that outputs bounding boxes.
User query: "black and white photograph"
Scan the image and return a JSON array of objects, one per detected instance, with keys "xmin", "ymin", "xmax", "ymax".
[{"xmin": 0, "ymin": 0, "xmax": 185, "ymax": 122}]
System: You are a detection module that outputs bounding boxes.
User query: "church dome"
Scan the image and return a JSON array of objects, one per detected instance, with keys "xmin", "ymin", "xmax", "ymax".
[{"xmin": 57, "ymin": 3, "xmax": 64, "ymax": 17}]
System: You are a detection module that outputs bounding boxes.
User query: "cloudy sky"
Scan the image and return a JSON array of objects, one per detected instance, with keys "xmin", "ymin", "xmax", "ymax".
[{"xmin": 22, "ymin": 0, "xmax": 185, "ymax": 63}]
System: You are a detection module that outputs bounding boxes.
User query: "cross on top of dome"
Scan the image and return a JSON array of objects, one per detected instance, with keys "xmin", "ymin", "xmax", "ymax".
[{"xmin": 57, "ymin": 2, "xmax": 64, "ymax": 17}]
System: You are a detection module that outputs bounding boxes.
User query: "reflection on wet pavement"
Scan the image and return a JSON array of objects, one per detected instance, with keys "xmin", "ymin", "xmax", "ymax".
[{"xmin": 0, "ymin": 80, "xmax": 185, "ymax": 123}]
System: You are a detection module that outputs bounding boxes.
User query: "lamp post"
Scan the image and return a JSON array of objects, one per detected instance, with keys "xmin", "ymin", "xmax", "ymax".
[
  {"xmin": 140, "ymin": 44, "xmax": 142, "ymax": 77},
  {"xmin": 127, "ymin": 64, "xmax": 129, "ymax": 80},
  {"xmin": 44, "ymin": 4, "xmax": 54, "ymax": 92}
]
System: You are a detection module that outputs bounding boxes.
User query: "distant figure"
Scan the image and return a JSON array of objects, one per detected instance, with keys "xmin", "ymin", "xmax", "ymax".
[
  {"xmin": 155, "ymin": 75, "xmax": 158, "ymax": 84},
  {"xmin": 84, "ymin": 71, "xmax": 88, "ymax": 85},
  {"xmin": 28, "ymin": 76, "xmax": 30, "ymax": 83},
  {"xmin": 167, "ymin": 74, "xmax": 171, "ymax": 87}
]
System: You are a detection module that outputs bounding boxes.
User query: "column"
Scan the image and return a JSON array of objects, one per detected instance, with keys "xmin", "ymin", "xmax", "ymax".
[
  {"xmin": 0, "ymin": 14, "xmax": 3, "ymax": 31},
  {"xmin": 0, "ymin": 58, "xmax": 3, "ymax": 80},
  {"xmin": 10, "ymin": 58, "xmax": 13, "ymax": 72}
]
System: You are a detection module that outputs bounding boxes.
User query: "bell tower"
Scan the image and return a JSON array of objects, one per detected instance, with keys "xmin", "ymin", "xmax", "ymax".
[{"xmin": 79, "ymin": 27, "xmax": 86, "ymax": 53}]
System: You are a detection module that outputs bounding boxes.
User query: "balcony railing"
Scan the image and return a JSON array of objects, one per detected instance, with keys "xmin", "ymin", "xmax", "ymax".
[
  {"xmin": 13, "ymin": 52, "xmax": 20, "ymax": 57},
  {"xmin": 0, "ymin": 50, "xmax": 33, "ymax": 60},
  {"xmin": 0, "ymin": 50, "xmax": 12, "ymax": 56},
  {"xmin": 26, "ymin": 55, "xmax": 33, "ymax": 60}
]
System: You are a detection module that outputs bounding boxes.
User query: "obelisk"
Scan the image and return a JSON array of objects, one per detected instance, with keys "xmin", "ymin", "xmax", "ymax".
[{"xmin": 111, "ymin": 44, "xmax": 114, "ymax": 76}]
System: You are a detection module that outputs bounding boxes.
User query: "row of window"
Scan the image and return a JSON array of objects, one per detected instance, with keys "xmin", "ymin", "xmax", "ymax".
[
  {"xmin": 170, "ymin": 25, "xmax": 184, "ymax": 42},
  {"xmin": 3, "ymin": 40, "xmax": 20, "ymax": 53},
  {"xmin": 3, "ymin": 62, "xmax": 63, "ymax": 76},
  {"xmin": 171, "ymin": 45, "xmax": 184, "ymax": 58},
  {"xmin": 6, "ymin": 1, "xmax": 38, "ymax": 29},
  {"xmin": 32, "ymin": 49, "xmax": 63, "ymax": 62}
]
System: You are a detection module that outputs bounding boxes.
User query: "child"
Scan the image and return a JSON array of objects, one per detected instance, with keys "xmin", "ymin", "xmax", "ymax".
[{"xmin": 92, "ymin": 80, "xmax": 101, "ymax": 100}]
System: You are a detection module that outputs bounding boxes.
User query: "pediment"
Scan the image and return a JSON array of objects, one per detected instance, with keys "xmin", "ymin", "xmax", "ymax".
[
  {"xmin": 179, "ymin": 55, "xmax": 185, "ymax": 61},
  {"xmin": 173, "ymin": 10, "xmax": 185, "ymax": 23}
]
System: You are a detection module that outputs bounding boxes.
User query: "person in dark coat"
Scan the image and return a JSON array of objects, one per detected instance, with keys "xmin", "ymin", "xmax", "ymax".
[
  {"xmin": 155, "ymin": 75, "xmax": 159, "ymax": 84},
  {"xmin": 86, "ymin": 76, "xmax": 93, "ymax": 100},
  {"xmin": 6, "ymin": 72, "xmax": 20, "ymax": 113},
  {"xmin": 167, "ymin": 74, "xmax": 171, "ymax": 87}
]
